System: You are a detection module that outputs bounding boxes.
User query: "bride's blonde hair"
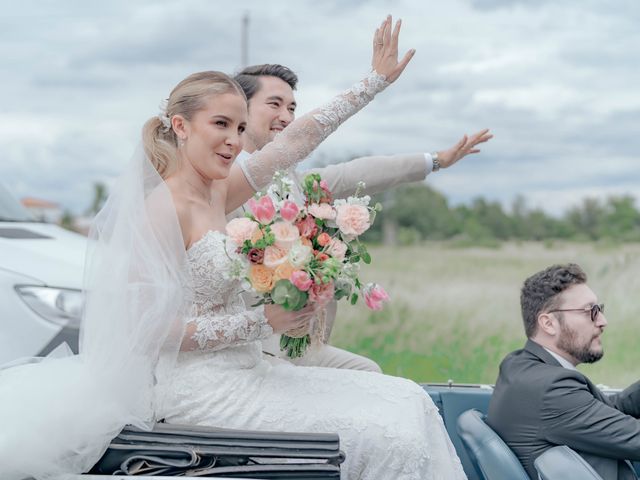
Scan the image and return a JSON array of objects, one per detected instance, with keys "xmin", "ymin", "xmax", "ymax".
[{"xmin": 142, "ymin": 71, "xmax": 246, "ymax": 178}]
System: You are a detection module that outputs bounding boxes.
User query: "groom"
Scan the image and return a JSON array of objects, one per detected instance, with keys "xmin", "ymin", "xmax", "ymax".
[{"xmin": 230, "ymin": 63, "xmax": 490, "ymax": 371}]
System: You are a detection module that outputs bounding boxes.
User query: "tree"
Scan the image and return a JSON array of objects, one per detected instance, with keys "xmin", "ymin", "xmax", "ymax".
[{"xmin": 86, "ymin": 182, "xmax": 108, "ymax": 216}]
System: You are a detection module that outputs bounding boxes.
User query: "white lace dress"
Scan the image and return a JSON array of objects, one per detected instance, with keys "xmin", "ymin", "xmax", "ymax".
[{"xmin": 155, "ymin": 230, "xmax": 467, "ymax": 480}]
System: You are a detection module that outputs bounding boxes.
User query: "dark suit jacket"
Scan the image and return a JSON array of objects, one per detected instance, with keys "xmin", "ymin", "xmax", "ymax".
[{"xmin": 487, "ymin": 339, "xmax": 640, "ymax": 480}]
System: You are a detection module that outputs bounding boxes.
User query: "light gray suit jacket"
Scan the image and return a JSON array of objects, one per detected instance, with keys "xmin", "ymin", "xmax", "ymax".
[
  {"xmin": 487, "ymin": 339, "xmax": 640, "ymax": 480},
  {"xmin": 231, "ymin": 151, "xmax": 429, "ymax": 213},
  {"xmin": 229, "ymin": 151, "xmax": 428, "ymax": 340}
]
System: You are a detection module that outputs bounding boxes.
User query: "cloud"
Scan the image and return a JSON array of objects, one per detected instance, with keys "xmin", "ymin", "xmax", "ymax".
[{"xmin": 1, "ymin": 0, "xmax": 639, "ymax": 217}]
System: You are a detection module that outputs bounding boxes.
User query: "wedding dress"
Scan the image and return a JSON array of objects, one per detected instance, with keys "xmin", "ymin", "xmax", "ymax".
[
  {"xmin": 155, "ymin": 72, "xmax": 467, "ymax": 479},
  {"xmin": 0, "ymin": 71, "xmax": 465, "ymax": 480},
  {"xmin": 155, "ymin": 230, "xmax": 466, "ymax": 479}
]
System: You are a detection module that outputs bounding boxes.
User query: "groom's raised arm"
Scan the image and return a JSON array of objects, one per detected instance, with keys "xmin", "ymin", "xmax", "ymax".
[
  {"xmin": 301, "ymin": 153, "xmax": 429, "ymax": 200},
  {"xmin": 301, "ymin": 128, "xmax": 493, "ymax": 200}
]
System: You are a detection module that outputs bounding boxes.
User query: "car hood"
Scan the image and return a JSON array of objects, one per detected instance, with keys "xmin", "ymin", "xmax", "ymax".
[{"xmin": 0, "ymin": 222, "xmax": 86, "ymax": 289}]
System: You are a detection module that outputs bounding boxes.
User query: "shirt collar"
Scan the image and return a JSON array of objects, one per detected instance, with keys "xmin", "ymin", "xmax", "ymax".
[{"xmin": 543, "ymin": 347, "xmax": 577, "ymax": 370}]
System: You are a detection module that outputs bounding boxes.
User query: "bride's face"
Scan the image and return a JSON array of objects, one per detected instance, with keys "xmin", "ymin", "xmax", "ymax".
[{"xmin": 183, "ymin": 92, "xmax": 248, "ymax": 180}]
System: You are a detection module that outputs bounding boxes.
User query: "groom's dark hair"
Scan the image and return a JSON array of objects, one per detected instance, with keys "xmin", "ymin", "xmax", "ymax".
[
  {"xmin": 234, "ymin": 64, "xmax": 298, "ymax": 101},
  {"xmin": 520, "ymin": 263, "xmax": 587, "ymax": 337}
]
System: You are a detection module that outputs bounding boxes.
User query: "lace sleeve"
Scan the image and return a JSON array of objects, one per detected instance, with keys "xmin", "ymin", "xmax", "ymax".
[
  {"xmin": 237, "ymin": 71, "xmax": 389, "ymax": 191},
  {"xmin": 181, "ymin": 308, "xmax": 273, "ymax": 352}
]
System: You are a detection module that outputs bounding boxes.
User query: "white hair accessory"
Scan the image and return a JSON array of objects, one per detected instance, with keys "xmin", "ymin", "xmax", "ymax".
[{"xmin": 158, "ymin": 98, "xmax": 171, "ymax": 131}]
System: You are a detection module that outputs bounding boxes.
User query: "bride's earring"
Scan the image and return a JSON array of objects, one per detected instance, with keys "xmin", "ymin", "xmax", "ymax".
[{"xmin": 178, "ymin": 137, "xmax": 187, "ymax": 148}]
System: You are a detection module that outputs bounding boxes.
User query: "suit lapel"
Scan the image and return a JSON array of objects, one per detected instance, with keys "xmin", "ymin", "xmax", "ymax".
[
  {"xmin": 523, "ymin": 339, "xmax": 563, "ymax": 367},
  {"xmin": 524, "ymin": 340, "xmax": 611, "ymax": 404}
]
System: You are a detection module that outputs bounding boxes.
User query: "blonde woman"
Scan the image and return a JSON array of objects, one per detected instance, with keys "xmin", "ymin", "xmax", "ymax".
[{"xmin": 0, "ymin": 17, "xmax": 466, "ymax": 480}]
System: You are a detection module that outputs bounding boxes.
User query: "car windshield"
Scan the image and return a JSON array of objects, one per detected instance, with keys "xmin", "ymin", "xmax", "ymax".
[{"xmin": 0, "ymin": 184, "xmax": 34, "ymax": 221}]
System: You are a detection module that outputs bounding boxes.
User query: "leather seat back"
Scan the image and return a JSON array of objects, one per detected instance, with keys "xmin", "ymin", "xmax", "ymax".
[
  {"xmin": 535, "ymin": 445, "xmax": 604, "ymax": 480},
  {"xmin": 456, "ymin": 409, "xmax": 529, "ymax": 480}
]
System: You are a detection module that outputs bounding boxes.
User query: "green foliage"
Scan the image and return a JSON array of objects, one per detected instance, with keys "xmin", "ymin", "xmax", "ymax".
[
  {"xmin": 332, "ymin": 242, "xmax": 640, "ymax": 386},
  {"xmin": 271, "ymin": 279, "xmax": 308, "ymax": 311},
  {"xmin": 362, "ymin": 184, "xmax": 640, "ymax": 244}
]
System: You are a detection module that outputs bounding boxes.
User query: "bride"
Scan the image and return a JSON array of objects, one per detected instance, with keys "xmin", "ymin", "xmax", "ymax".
[{"xmin": 0, "ymin": 16, "xmax": 466, "ymax": 480}]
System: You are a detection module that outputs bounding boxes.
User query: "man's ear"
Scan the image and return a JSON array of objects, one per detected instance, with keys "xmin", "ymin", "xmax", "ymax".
[
  {"xmin": 537, "ymin": 312, "xmax": 558, "ymax": 336},
  {"xmin": 171, "ymin": 114, "xmax": 188, "ymax": 140}
]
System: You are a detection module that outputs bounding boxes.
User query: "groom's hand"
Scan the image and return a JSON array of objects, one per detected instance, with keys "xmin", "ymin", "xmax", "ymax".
[
  {"xmin": 437, "ymin": 129, "xmax": 493, "ymax": 169},
  {"xmin": 371, "ymin": 15, "xmax": 415, "ymax": 84}
]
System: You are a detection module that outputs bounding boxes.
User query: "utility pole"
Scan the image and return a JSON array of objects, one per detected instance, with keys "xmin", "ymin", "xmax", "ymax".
[{"xmin": 241, "ymin": 12, "xmax": 250, "ymax": 68}]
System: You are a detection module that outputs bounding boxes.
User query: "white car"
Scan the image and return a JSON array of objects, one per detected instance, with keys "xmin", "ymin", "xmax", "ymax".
[{"xmin": 0, "ymin": 184, "xmax": 86, "ymax": 364}]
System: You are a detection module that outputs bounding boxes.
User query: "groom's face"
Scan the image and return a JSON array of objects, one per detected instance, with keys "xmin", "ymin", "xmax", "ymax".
[{"xmin": 245, "ymin": 76, "xmax": 297, "ymax": 150}]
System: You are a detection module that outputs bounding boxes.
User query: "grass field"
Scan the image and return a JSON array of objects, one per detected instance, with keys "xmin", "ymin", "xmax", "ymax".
[{"xmin": 331, "ymin": 242, "xmax": 640, "ymax": 388}]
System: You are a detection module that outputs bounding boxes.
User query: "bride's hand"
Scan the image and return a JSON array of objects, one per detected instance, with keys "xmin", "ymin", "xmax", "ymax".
[
  {"xmin": 436, "ymin": 129, "xmax": 494, "ymax": 169},
  {"xmin": 371, "ymin": 15, "xmax": 415, "ymax": 84},
  {"xmin": 264, "ymin": 304, "xmax": 315, "ymax": 334}
]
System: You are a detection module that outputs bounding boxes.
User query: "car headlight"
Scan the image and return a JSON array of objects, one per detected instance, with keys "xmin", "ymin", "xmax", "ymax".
[{"xmin": 15, "ymin": 286, "xmax": 84, "ymax": 328}]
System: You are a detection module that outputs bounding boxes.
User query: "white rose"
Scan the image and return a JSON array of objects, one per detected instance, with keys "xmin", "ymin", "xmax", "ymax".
[{"xmin": 288, "ymin": 241, "xmax": 313, "ymax": 268}]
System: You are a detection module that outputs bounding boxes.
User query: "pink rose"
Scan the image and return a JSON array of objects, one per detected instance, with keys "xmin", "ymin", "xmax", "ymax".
[
  {"xmin": 363, "ymin": 283, "xmax": 390, "ymax": 311},
  {"xmin": 226, "ymin": 217, "xmax": 258, "ymax": 246},
  {"xmin": 326, "ymin": 238, "xmax": 347, "ymax": 260},
  {"xmin": 307, "ymin": 203, "xmax": 336, "ymax": 220},
  {"xmin": 290, "ymin": 270, "xmax": 313, "ymax": 291},
  {"xmin": 296, "ymin": 215, "xmax": 318, "ymax": 238},
  {"xmin": 280, "ymin": 200, "xmax": 300, "ymax": 222},
  {"xmin": 248, "ymin": 196, "xmax": 276, "ymax": 224},
  {"xmin": 271, "ymin": 221, "xmax": 300, "ymax": 249},
  {"xmin": 335, "ymin": 204, "xmax": 370, "ymax": 236},
  {"xmin": 309, "ymin": 281, "xmax": 335, "ymax": 306}
]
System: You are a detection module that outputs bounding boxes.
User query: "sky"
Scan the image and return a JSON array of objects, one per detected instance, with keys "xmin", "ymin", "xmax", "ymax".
[{"xmin": 2, "ymin": 0, "xmax": 639, "ymax": 216}]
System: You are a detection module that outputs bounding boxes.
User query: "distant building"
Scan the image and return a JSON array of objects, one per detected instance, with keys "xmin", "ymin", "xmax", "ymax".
[{"xmin": 21, "ymin": 197, "xmax": 63, "ymax": 224}]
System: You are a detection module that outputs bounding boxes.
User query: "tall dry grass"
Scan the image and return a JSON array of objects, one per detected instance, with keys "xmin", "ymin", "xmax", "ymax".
[{"xmin": 331, "ymin": 242, "xmax": 640, "ymax": 387}]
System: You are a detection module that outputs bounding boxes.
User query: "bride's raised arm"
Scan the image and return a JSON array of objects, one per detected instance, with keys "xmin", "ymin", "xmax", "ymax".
[{"xmin": 225, "ymin": 15, "xmax": 415, "ymax": 212}]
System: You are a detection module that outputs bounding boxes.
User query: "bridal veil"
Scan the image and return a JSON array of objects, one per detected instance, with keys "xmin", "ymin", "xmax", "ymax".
[{"xmin": 0, "ymin": 147, "xmax": 191, "ymax": 479}]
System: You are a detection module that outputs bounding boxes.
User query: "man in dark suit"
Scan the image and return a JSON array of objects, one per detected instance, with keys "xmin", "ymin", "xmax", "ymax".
[{"xmin": 487, "ymin": 263, "xmax": 640, "ymax": 480}]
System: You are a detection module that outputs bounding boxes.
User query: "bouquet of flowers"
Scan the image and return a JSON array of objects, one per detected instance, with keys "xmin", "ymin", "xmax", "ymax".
[{"xmin": 226, "ymin": 171, "xmax": 390, "ymax": 358}]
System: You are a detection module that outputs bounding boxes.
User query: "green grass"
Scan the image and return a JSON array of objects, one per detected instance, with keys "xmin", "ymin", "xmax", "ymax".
[{"xmin": 331, "ymin": 242, "xmax": 640, "ymax": 387}]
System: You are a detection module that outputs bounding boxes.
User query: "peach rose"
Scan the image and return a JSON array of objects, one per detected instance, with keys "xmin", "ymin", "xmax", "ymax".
[
  {"xmin": 251, "ymin": 228, "xmax": 264, "ymax": 244},
  {"xmin": 271, "ymin": 221, "xmax": 300, "ymax": 249},
  {"xmin": 249, "ymin": 264, "xmax": 274, "ymax": 293},
  {"xmin": 274, "ymin": 262, "xmax": 297, "ymax": 282},
  {"xmin": 263, "ymin": 245, "xmax": 289, "ymax": 269},
  {"xmin": 225, "ymin": 217, "xmax": 258, "ymax": 246},
  {"xmin": 316, "ymin": 232, "xmax": 331, "ymax": 247},
  {"xmin": 307, "ymin": 203, "xmax": 336, "ymax": 220},
  {"xmin": 335, "ymin": 204, "xmax": 370, "ymax": 236}
]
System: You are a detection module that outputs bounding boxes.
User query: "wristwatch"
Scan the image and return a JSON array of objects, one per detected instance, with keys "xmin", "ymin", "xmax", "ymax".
[{"xmin": 431, "ymin": 152, "xmax": 441, "ymax": 172}]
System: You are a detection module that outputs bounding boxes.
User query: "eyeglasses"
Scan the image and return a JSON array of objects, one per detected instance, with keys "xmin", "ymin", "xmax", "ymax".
[{"xmin": 548, "ymin": 303, "xmax": 605, "ymax": 322}]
